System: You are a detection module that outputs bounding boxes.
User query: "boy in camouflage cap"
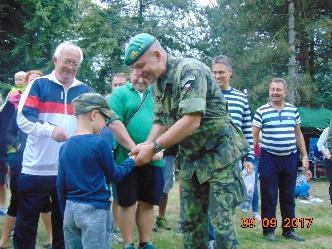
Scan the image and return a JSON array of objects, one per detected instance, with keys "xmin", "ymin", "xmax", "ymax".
[
  {"xmin": 57, "ymin": 93, "xmax": 138, "ymax": 249},
  {"xmin": 72, "ymin": 92, "xmax": 116, "ymax": 126}
]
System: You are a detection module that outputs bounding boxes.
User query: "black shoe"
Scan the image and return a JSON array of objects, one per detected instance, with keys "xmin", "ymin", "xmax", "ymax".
[
  {"xmin": 282, "ymin": 231, "xmax": 305, "ymax": 241},
  {"xmin": 263, "ymin": 232, "xmax": 276, "ymax": 241}
]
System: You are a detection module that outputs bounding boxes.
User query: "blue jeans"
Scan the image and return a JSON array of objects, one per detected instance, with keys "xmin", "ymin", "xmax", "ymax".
[{"xmin": 64, "ymin": 200, "xmax": 113, "ymax": 249}]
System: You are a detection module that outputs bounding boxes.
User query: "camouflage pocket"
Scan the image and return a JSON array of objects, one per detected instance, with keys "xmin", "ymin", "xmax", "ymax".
[
  {"xmin": 212, "ymin": 125, "xmax": 250, "ymax": 168},
  {"xmin": 210, "ymin": 163, "xmax": 246, "ymax": 209}
]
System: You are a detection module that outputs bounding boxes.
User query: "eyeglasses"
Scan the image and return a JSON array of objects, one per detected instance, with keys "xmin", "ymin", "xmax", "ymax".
[
  {"xmin": 97, "ymin": 111, "xmax": 111, "ymax": 126},
  {"xmin": 60, "ymin": 57, "xmax": 80, "ymax": 67},
  {"xmin": 105, "ymin": 117, "xmax": 111, "ymax": 126}
]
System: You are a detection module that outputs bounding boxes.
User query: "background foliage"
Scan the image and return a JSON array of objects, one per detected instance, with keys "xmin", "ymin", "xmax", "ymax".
[{"xmin": 0, "ymin": 0, "xmax": 331, "ymax": 110}]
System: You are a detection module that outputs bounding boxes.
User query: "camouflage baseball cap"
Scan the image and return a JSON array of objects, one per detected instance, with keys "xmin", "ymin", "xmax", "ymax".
[
  {"xmin": 124, "ymin": 33, "xmax": 156, "ymax": 66},
  {"xmin": 72, "ymin": 93, "xmax": 112, "ymax": 118}
]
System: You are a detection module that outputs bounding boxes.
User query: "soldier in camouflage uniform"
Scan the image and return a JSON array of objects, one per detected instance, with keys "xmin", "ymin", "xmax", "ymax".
[{"xmin": 125, "ymin": 33, "xmax": 250, "ymax": 249}]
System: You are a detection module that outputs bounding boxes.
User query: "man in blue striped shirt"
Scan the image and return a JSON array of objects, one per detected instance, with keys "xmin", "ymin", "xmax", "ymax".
[
  {"xmin": 252, "ymin": 78, "xmax": 309, "ymax": 242},
  {"xmin": 212, "ymin": 55, "xmax": 254, "ymax": 169},
  {"xmin": 209, "ymin": 55, "xmax": 254, "ymax": 248}
]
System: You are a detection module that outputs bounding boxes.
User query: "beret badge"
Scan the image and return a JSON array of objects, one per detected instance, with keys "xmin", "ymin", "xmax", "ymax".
[
  {"xmin": 124, "ymin": 33, "xmax": 156, "ymax": 66},
  {"xmin": 130, "ymin": 50, "xmax": 138, "ymax": 60}
]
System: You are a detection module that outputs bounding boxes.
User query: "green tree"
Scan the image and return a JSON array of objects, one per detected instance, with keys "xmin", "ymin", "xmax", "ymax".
[
  {"xmin": 0, "ymin": 0, "xmax": 79, "ymax": 84},
  {"xmin": 0, "ymin": 82, "xmax": 12, "ymax": 100},
  {"xmin": 103, "ymin": 0, "xmax": 198, "ymax": 53},
  {"xmin": 198, "ymin": 0, "xmax": 332, "ymax": 110},
  {"xmin": 73, "ymin": 0, "xmax": 132, "ymax": 93},
  {"xmin": 76, "ymin": 0, "xmax": 200, "ymax": 93},
  {"xmin": 295, "ymin": 0, "xmax": 332, "ymax": 108}
]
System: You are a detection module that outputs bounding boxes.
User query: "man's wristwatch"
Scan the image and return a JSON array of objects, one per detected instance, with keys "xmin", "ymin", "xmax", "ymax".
[{"xmin": 153, "ymin": 141, "xmax": 165, "ymax": 153}]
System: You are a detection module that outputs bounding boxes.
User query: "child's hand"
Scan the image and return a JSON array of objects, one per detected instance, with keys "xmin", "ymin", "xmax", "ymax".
[{"xmin": 129, "ymin": 155, "xmax": 144, "ymax": 167}]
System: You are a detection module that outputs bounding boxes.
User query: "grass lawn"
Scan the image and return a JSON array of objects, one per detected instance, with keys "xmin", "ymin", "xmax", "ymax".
[
  {"xmin": 115, "ymin": 178, "xmax": 332, "ymax": 249},
  {"xmin": 1, "ymin": 179, "xmax": 331, "ymax": 248}
]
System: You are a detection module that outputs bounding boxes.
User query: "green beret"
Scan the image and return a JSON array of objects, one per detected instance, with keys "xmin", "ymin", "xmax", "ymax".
[{"xmin": 124, "ymin": 33, "xmax": 156, "ymax": 66}]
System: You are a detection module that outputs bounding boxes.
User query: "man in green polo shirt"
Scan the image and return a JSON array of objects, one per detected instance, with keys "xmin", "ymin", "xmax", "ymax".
[
  {"xmin": 108, "ymin": 71, "xmax": 164, "ymax": 249},
  {"xmin": 126, "ymin": 33, "xmax": 250, "ymax": 249}
]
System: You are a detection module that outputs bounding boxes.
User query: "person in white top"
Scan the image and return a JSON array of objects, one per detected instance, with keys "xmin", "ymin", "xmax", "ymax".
[
  {"xmin": 317, "ymin": 127, "xmax": 332, "ymax": 204},
  {"xmin": 15, "ymin": 42, "xmax": 90, "ymax": 249}
]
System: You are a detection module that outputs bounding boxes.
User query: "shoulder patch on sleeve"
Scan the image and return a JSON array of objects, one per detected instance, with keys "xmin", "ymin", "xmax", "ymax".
[{"xmin": 180, "ymin": 74, "xmax": 196, "ymax": 92}]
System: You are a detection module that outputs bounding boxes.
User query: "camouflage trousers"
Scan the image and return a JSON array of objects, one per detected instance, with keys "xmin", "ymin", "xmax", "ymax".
[{"xmin": 179, "ymin": 161, "xmax": 245, "ymax": 249}]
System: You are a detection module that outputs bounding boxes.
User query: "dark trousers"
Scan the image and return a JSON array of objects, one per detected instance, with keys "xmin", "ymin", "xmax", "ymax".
[
  {"xmin": 7, "ymin": 150, "xmax": 22, "ymax": 217},
  {"xmin": 260, "ymin": 150, "xmax": 297, "ymax": 234},
  {"xmin": 14, "ymin": 174, "xmax": 64, "ymax": 249},
  {"xmin": 324, "ymin": 159, "xmax": 332, "ymax": 204}
]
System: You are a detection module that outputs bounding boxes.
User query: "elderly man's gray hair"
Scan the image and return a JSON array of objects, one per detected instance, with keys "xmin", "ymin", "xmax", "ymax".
[
  {"xmin": 53, "ymin": 41, "xmax": 84, "ymax": 64},
  {"xmin": 212, "ymin": 55, "xmax": 232, "ymax": 71}
]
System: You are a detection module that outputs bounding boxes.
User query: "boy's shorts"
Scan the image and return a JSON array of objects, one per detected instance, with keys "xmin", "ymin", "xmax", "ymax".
[{"xmin": 116, "ymin": 164, "xmax": 164, "ymax": 207}]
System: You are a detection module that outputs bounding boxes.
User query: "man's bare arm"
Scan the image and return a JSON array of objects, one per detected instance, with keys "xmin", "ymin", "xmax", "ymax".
[
  {"xmin": 295, "ymin": 124, "xmax": 309, "ymax": 168},
  {"xmin": 146, "ymin": 124, "xmax": 168, "ymax": 143},
  {"xmin": 108, "ymin": 120, "xmax": 136, "ymax": 150},
  {"xmin": 252, "ymin": 126, "xmax": 261, "ymax": 147}
]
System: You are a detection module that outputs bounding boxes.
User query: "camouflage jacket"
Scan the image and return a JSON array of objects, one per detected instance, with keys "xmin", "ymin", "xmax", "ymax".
[{"xmin": 152, "ymin": 56, "xmax": 250, "ymax": 183}]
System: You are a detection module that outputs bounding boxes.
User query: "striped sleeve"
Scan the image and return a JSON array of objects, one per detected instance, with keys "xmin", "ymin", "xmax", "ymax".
[
  {"xmin": 295, "ymin": 107, "xmax": 301, "ymax": 125},
  {"xmin": 17, "ymin": 80, "xmax": 55, "ymax": 137},
  {"xmin": 252, "ymin": 107, "xmax": 264, "ymax": 128},
  {"xmin": 241, "ymin": 98, "xmax": 254, "ymax": 161},
  {"xmin": 222, "ymin": 88, "xmax": 254, "ymax": 161}
]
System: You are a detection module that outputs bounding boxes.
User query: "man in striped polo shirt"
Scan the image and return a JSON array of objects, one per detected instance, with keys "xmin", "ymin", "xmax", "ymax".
[
  {"xmin": 212, "ymin": 55, "xmax": 254, "ymax": 171},
  {"xmin": 252, "ymin": 78, "xmax": 309, "ymax": 242},
  {"xmin": 210, "ymin": 55, "xmax": 255, "ymax": 248}
]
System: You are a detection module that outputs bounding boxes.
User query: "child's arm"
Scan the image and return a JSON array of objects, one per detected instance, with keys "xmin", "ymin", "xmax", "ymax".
[{"xmin": 98, "ymin": 139, "xmax": 136, "ymax": 183}]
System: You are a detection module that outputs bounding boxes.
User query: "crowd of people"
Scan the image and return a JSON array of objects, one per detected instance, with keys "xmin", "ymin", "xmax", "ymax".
[{"xmin": 0, "ymin": 33, "xmax": 330, "ymax": 249}]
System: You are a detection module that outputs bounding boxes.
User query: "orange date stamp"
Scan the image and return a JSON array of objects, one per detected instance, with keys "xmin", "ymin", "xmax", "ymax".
[{"xmin": 241, "ymin": 217, "xmax": 314, "ymax": 229}]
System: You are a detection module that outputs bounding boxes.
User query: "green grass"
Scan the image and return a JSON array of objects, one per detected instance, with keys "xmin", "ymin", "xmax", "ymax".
[{"xmin": 1, "ymin": 179, "xmax": 331, "ymax": 248}]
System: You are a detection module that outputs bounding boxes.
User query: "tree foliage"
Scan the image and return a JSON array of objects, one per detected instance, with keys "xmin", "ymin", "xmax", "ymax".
[
  {"xmin": 0, "ymin": 0, "xmax": 79, "ymax": 83},
  {"xmin": 198, "ymin": 0, "xmax": 332, "ymax": 110},
  {"xmin": 0, "ymin": 0, "xmax": 331, "ymax": 110}
]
